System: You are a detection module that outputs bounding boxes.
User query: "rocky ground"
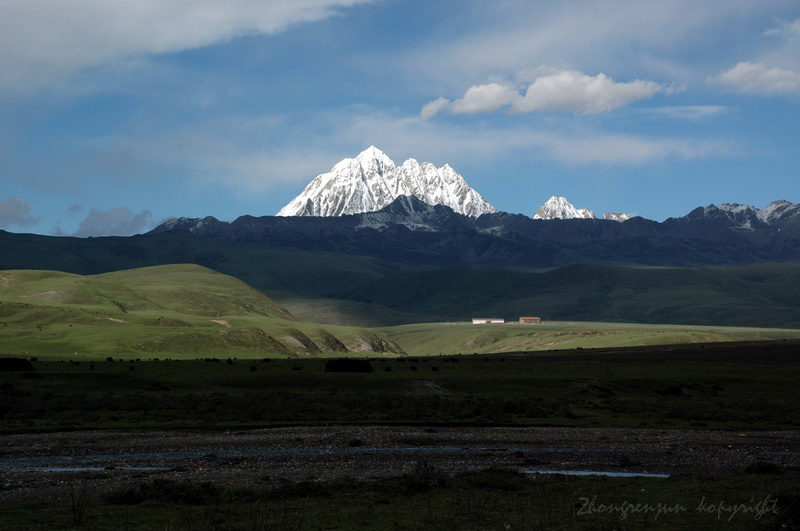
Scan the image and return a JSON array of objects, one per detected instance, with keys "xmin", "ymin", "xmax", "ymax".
[{"xmin": 1, "ymin": 426, "xmax": 799, "ymax": 503}]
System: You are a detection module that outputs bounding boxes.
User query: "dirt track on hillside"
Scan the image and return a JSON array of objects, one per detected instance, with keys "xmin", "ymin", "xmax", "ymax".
[{"xmin": 2, "ymin": 426, "xmax": 799, "ymax": 503}]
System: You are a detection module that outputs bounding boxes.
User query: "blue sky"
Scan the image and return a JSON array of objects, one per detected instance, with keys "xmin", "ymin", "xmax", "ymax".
[{"xmin": 1, "ymin": 0, "xmax": 798, "ymax": 236}]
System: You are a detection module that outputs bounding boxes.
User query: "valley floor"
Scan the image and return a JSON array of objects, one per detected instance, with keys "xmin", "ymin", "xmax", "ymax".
[{"xmin": 2, "ymin": 425, "xmax": 798, "ymax": 504}]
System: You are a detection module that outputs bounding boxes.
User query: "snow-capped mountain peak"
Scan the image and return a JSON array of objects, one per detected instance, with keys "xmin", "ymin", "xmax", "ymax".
[
  {"xmin": 533, "ymin": 196, "xmax": 595, "ymax": 220},
  {"xmin": 602, "ymin": 212, "xmax": 633, "ymax": 222},
  {"xmin": 277, "ymin": 147, "xmax": 496, "ymax": 218},
  {"xmin": 533, "ymin": 196, "xmax": 636, "ymax": 222}
]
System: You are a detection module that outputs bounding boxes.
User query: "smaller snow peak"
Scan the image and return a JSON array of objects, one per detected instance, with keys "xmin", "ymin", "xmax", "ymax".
[
  {"xmin": 718, "ymin": 203, "xmax": 758, "ymax": 215},
  {"xmin": 534, "ymin": 196, "xmax": 595, "ymax": 220},
  {"xmin": 603, "ymin": 212, "xmax": 632, "ymax": 222},
  {"xmin": 159, "ymin": 217, "xmax": 185, "ymax": 230},
  {"xmin": 761, "ymin": 199, "xmax": 797, "ymax": 223}
]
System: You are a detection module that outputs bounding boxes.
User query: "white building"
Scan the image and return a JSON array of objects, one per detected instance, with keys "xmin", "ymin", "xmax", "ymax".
[{"xmin": 472, "ymin": 317, "xmax": 505, "ymax": 324}]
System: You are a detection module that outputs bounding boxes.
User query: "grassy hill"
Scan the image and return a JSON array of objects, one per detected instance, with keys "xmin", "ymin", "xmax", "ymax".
[
  {"xmin": 0, "ymin": 229, "xmax": 408, "ymax": 297},
  {"xmin": 0, "ymin": 264, "xmax": 403, "ymax": 360}
]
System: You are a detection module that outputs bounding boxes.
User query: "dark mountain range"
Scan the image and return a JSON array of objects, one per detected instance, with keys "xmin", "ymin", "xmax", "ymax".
[
  {"xmin": 151, "ymin": 196, "xmax": 800, "ymax": 267},
  {"xmin": 3, "ymin": 198, "xmax": 800, "ymax": 328}
]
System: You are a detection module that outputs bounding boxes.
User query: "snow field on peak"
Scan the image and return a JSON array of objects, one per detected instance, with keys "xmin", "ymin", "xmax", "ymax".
[{"xmin": 277, "ymin": 147, "xmax": 496, "ymax": 218}]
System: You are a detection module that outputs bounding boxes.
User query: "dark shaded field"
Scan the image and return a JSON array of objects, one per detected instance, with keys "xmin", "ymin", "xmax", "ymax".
[
  {"xmin": 2, "ymin": 339, "xmax": 799, "ymax": 433},
  {"xmin": 2, "ymin": 340, "xmax": 799, "ymax": 529}
]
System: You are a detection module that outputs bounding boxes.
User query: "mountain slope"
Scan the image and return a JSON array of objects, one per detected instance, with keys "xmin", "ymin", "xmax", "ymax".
[
  {"xmin": 277, "ymin": 146, "xmax": 496, "ymax": 217},
  {"xmin": 335, "ymin": 262, "xmax": 800, "ymax": 328},
  {"xmin": 0, "ymin": 264, "xmax": 403, "ymax": 358}
]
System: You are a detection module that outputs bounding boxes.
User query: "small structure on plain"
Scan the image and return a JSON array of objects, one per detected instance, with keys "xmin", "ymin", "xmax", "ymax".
[{"xmin": 472, "ymin": 317, "xmax": 505, "ymax": 324}]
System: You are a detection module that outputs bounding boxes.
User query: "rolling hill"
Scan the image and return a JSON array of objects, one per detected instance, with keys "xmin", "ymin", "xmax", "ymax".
[{"xmin": 0, "ymin": 264, "xmax": 403, "ymax": 359}]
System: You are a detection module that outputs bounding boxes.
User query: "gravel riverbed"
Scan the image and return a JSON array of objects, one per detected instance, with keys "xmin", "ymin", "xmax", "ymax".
[{"xmin": 2, "ymin": 426, "xmax": 799, "ymax": 503}]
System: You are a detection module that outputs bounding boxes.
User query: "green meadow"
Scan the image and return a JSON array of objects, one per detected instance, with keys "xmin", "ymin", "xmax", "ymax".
[
  {"xmin": 0, "ymin": 265, "xmax": 402, "ymax": 360},
  {"xmin": 383, "ymin": 321, "xmax": 800, "ymax": 355},
  {"xmin": 2, "ymin": 264, "xmax": 798, "ymax": 360}
]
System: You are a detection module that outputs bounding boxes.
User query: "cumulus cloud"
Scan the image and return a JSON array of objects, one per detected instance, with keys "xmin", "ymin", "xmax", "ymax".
[
  {"xmin": 450, "ymin": 82, "xmax": 520, "ymax": 114},
  {"xmin": 0, "ymin": 0, "xmax": 375, "ymax": 92},
  {"xmin": 712, "ymin": 61, "xmax": 800, "ymax": 95},
  {"xmin": 515, "ymin": 71, "xmax": 666, "ymax": 113},
  {"xmin": 421, "ymin": 70, "xmax": 669, "ymax": 119},
  {"xmin": 73, "ymin": 207, "xmax": 154, "ymax": 237},
  {"xmin": 0, "ymin": 197, "xmax": 39, "ymax": 229}
]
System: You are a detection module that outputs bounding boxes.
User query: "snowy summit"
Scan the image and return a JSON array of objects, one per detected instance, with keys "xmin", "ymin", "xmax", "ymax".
[
  {"xmin": 533, "ymin": 196, "xmax": 595, "ymax": 220},
  {"xmin": 277, "ymin": 146, "xmax": 496, "ymax": 217},
  {"xmin": 533, "ymin": 196, "xmax": 633, "ymax": 222}
]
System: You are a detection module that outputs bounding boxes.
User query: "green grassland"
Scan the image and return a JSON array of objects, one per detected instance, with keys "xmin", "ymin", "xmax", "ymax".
[
  {"xmin": 0, "ymin": 265, "xmax": 403, "ymax": 360},
  {"xmin": 0, "ymin": 265, "xmax": 800, "ymax": 359},
  {"xmin": 383, "ymin": 321, "xmax": 800, "ymax": 355},
  {"xmin": 2, "ymin": 264, "xmax": 799, "ymax": 360}
]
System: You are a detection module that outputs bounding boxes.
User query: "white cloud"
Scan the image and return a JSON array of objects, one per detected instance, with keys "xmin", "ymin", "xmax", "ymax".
[
  {"xmin": 763, "ymin": 18, "xmax": 800, "ymax": 39},
  {"xmin": 712, "ymin": 61, "xmax": 800, "ymax": 95},
  {"xmin": 450, "ymin": 82, "xmax": 520, "ymax": 114},
  {"xmin": 422, "ymin": 70, "xmax": 668, "ymax": 119},
  {"xmin": 73, "ymin": 207, "xmax": 153, "ymax": 237},
  {"xmin": 515, "ymin": 71, "xmax": 665, "ymax": 114},
  {"xmin": 419, "ymin": 97, "xmax": 452, "ymax": 121},
  {"xmin": 0, "ymin": 197, "xmax": 39, "ymax": 229},
  {"xmin": 0, "ymin": 0, "xmax": 376, "ymax": 93}
]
